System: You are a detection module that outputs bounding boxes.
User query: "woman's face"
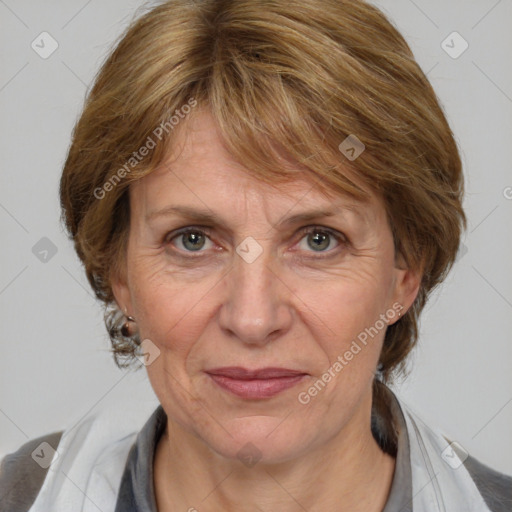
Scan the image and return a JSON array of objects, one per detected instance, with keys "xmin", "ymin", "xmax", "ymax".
[{"xmin": 113, "ymin": 109, "xmax": 420, "ymax": 463}]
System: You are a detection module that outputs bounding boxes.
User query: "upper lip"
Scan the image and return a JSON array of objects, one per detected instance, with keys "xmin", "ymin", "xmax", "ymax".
[{"xmin": 205, "ymin": 367, "xmax": 307, "ymax": 379}]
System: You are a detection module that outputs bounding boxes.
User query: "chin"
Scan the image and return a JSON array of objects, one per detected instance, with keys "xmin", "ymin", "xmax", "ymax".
[{"xmin": 201, "ymin": 417, "xmax": 315, "ymax": 466}]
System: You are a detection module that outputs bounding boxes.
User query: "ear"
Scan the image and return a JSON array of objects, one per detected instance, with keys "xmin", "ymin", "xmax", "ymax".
[
  {"xmin": 388, "ymin": 254, "xmax": 423, "ymax": 325},
  {"xmin": 111, "ymin": 267, "xmax": 133, "ymax": 317}
]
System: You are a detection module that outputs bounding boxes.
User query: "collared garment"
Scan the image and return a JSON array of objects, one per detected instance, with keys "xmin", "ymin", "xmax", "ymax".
[{"xmin": 1, "ymin": 385, "xmax": 511, "ymax": 511}]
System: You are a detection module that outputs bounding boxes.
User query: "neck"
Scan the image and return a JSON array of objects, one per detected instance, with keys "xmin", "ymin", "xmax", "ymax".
[{"xmin": 154, "ymin": 391, "xmax": 396, "ymax": 512}]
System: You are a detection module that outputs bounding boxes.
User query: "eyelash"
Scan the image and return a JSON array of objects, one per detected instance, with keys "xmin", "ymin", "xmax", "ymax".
[{"xmin": 163, "ymin": 225, "xmax": 348, "ymax": 259}]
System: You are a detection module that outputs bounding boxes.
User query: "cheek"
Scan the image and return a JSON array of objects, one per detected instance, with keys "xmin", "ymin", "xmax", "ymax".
[
  {"xmin": 295, "ymin": 267, "xmax": 392, "ymax": 341},
  {"xmin": 289, "ymin": 271, "xmax": 393, "ymax": 398},
  {"xmin": 129, "ymin": 259, "xmax": 220, "ymax": 356},
  {"xmin": 294, "ymin": 281, "xmax": 388, "ymax": 410}
]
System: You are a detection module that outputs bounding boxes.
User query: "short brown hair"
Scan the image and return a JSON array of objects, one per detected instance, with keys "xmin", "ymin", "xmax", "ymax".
[{"xmin": 59, "ymin": 0, "xmax": 466, "ymax": 382}]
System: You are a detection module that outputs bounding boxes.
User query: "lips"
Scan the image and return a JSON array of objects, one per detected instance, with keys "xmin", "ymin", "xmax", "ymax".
[
  {"xmin": 205, "ymin": 367, "xmax": 307, "ymax": 379},
  {"xmin": 205, "ymin": 367, "xmax": 308, "ymax": 399}
]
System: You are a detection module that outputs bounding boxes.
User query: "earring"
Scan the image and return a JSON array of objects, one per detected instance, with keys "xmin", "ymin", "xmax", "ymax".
[{"xmin": 121, "ymin": 308, "xmax": 137, "ymax": 338}]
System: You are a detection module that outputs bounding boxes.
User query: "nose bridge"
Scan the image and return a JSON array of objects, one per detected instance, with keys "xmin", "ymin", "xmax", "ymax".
[{"xmin": 219, "ymin": 238, "xmax": 291, "ymax": 344}]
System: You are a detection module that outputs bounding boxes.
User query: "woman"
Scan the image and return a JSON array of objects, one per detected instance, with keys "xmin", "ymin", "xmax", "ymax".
[{"xmin": 1, "ymin": 0, "xmax": 510, "ymax": 510}]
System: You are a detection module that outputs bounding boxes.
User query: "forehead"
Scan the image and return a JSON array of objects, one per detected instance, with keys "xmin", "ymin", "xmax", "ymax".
[{"xmin": 130, "ymin": 109, "xmax": 381, "ymax": 225}]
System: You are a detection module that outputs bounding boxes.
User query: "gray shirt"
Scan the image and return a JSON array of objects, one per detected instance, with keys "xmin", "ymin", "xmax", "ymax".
[{"xmin": 1, "ymin": 387, "xmax": 511, "ymax": 511}]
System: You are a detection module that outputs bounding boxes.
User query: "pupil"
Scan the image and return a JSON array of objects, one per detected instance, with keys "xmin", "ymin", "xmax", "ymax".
[
  {"xmin": 309, "ymin": 232, "xmax": 329, "ymax": 251},
  {"xmin": 184, "ymin": 232, "xmax": 204, "ymax": 251}
]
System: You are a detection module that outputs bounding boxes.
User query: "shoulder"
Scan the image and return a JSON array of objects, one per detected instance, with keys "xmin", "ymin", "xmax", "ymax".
[
  {"xmin": 462, "ymin": 452, "xmax": 512, "ymax": 512},
  {"xmin": 382, "ymin": 384, "xmax": 512, "ymax": 511},
  {"xmin": 0, "ymin": 431, "xmax": 62, "ymax": 512}
]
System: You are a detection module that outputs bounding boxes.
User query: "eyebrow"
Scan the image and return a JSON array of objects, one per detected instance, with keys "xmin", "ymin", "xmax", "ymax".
[{"xmin": 145, "ymin": 204, "xmax": 364, "ymax": 228}]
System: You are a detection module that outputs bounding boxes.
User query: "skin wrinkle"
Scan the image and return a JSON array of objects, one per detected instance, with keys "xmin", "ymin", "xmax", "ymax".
[{"xmin": 112, "ymin": 110, "xmax": 421, "ymax": 512}]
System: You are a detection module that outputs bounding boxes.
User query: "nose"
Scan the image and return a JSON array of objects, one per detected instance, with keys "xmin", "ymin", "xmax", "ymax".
[{"xmin": 218, "ymin": 242, "xmax": 293, "ymax": 346}]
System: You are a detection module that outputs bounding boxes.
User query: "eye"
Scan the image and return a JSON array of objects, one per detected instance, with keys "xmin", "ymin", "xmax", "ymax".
[
  {"xmin": 295, "ymin": 226, "xmax": 345, "ymax": 256},
  {"xmin": 166, "ymin": 227, "xmax": 214, "ymax": 253}
]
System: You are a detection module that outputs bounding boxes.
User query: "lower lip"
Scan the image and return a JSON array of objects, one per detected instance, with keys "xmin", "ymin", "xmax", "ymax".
[{"xmin": 207, "ymin": 374, "xmax": 307, "ymax": 399}]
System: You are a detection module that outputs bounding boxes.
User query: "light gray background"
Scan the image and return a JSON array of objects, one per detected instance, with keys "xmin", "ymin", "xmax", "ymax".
[{"xmin": 1, "ymin": 0, "xmax": 511, "ymax": 476}]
